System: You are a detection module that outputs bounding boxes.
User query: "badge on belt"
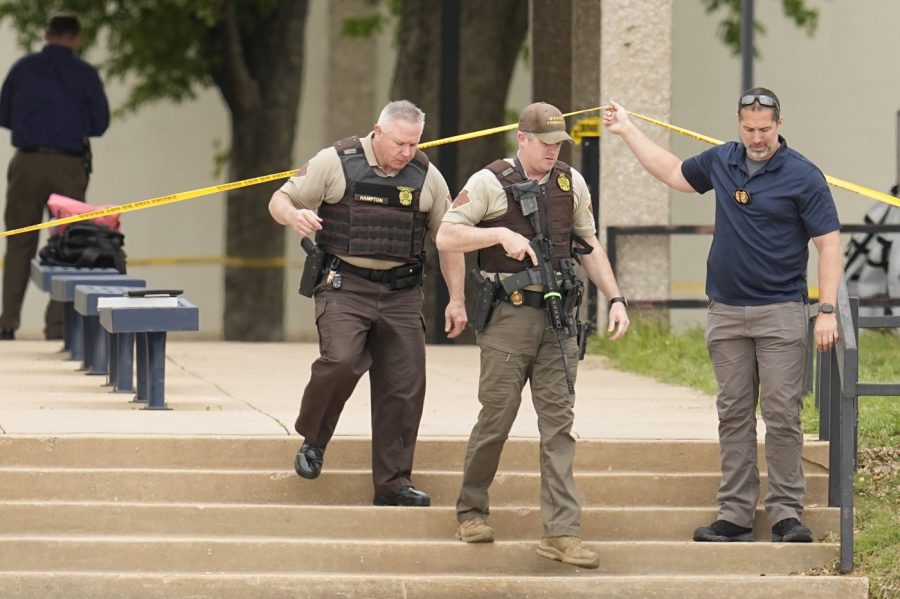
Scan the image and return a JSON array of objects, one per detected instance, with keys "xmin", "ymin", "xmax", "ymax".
[{"xmin": 510, "ymin": 290, "xmax": 524, "ymax": 306}]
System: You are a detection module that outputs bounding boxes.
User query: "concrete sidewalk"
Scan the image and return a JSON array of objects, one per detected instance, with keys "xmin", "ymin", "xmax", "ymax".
[{"xmin": 0, "ymin": 340, "xmax": 719, "ymax": 439}]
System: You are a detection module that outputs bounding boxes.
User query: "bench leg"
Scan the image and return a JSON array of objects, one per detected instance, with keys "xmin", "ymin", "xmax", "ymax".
[
  {"xmin": 62, "ymin": 302, "xmax": 74, "ymax": 353},
  {"xmin": 88, "ymin": 325, "xmax": 109, "ymax": 376},
  {"xmin": 81, "ymin": 315, "xmax": 96, "ymax": 372},
  {"xmin": 143, "ymin": 332, "xmax": 171, "ymax": 410},
  {"xmin": 105, "ymin": 334, "xmax": 118, "ymax": 387},
  {"xmin": 113, "ymin": 332, "xmax": 134, "ymax": 393},
  {"xmin": 133, "ymin": 333, "xmax": 149, "ymax": 404},
  {"xmin": 70, "ymin": 310, "xmax": 84, "ymax": 363}
]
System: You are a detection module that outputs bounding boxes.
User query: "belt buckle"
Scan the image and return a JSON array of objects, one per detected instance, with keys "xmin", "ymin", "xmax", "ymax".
[{"xmin": 510, "ymin": 290, "xmax": 524, "ymax": 306}]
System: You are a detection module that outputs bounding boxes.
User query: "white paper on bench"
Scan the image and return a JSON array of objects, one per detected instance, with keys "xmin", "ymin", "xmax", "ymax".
[{"xmin": 97, "ymin": 296, "xmax": 180, "ymax": 309}]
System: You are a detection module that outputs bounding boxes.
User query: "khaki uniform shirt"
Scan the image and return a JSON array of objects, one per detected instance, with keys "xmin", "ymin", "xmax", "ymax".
[
  {"xmin": 442, "ymin": 156, "xmax": 595, "ymax": 283},
  {"xmin": 279, "ymin": 132, "xmax": 451, "ymax": 269}
]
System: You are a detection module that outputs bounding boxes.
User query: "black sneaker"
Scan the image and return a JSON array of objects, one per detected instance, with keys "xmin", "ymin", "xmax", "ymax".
[
  {"xmin": 293, "ymin": 442, "xmax": 324, "ymax": 479},
  {"xmin": 772, "ymin": 518, "xmax": 813, "ymax": 543},
  {"xmin": 0, "ymin": 327, "xmax": 14, "ymax": 341},
  {"xmin": 693, "ymin": 519, "xmax": 754, "ymax": 542},
  {"xmin": 373, "ymin": 486, "xmax": 431, "ymax": 507}
]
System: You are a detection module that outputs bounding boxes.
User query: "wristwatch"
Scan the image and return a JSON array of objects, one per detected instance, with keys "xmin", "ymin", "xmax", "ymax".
[
  {"xmin": 819, "ymin": 303, "xmax": 835, "ymax": 314},
  {"xmin": 609, "ymin": 296, "xmax": 628, "ymax": 307}
]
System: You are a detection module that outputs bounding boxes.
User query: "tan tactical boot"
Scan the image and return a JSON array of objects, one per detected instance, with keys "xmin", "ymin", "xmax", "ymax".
[
  {"xmin": 456, "ymin": 517, "xmax": 494, "ymax": 543},
  {"xmin": 536, "ymin": 536, "xmax": 600, "ymax": 569}
]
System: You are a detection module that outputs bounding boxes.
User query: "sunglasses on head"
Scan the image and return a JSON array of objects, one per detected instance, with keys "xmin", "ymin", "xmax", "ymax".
[{"xmin": 740, "ymin": 94, "xmax": 779, "ymax": 110}]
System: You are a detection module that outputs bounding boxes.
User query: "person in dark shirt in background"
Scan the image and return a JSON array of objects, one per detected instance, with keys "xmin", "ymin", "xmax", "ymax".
[{"xmin": 0, "ymin": 12, "xmax": 110, "ymax": 340}]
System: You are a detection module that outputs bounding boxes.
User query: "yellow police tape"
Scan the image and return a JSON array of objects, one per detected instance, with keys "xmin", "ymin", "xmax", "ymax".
[
  {"xmin": 1, "ymin": 104, "xmax": 897, "ymax": 242},
  {"xmin": 627, "ymin": 111, "xmax": 900, "ymax": 209}
]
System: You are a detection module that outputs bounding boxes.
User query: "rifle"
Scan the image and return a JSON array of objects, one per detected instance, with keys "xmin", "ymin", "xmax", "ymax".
[{"xmin": 503, "ymin": 175, "xmax": 577, "ymax": 394}]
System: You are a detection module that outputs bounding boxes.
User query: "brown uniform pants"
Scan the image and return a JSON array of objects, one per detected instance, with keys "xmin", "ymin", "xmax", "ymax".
[
  {"xmin": 457, "ymin": 301, "xmax": 582, "ymax": 538},
  {"xmin": 296, "ymin": 273, "xmax": 426, "ymax": 495},
  {"xmin": 1, "ymin": 151, "xmax": 88, "ymax": 336},
  {"xmin": 706, "ymin": 300, "xmax": 809, "ymax": 528}
]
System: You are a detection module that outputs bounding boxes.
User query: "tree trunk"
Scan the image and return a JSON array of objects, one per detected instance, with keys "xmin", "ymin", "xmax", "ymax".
[
  {"xmin": 391, "ymin": 0, "xmax": 528, "ymax": 344},
  {"xmin": 211, "ymin": 0, "xmax": 310, "ymax": 340},
  {"xmin": 532, "ymin": 0, "xmax": 575, "ymax": 165}
]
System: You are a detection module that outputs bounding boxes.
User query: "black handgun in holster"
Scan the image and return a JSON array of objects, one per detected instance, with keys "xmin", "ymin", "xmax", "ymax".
[
  {"xmin": 298, "ymin": 237, "xmax": 325, "ymax": 297},
  {"xmin": 468, "ymin": 269, "xmax": 498, "ymax": 332}
]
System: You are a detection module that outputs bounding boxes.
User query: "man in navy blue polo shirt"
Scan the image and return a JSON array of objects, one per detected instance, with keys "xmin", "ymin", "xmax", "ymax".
[
  {"xmin": 0, "ymin": 12, "xmax": 109, "ymax": 340},
  {"xmin": 603, "ymin": 89, "xmax": 841, "ymax": 544}
]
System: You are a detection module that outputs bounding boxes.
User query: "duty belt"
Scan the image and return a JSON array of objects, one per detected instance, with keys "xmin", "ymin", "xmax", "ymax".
[
  {"xmin": 19, "ymin": 146, "xmax": 85, "ymax": 158},
  {"xmin": 499, "ymin": 288, "xmax": 545, "ymax": 309},
  {"xmin": 326, "ymin": 254, "xmax": 418, "ymax": 284}
]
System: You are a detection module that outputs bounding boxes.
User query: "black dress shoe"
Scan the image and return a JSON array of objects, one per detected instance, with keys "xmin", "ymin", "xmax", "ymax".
[
  {"xmin": 294, "ymin": 442, "xmax": 324, "ymax": 480},
  {"xmin": 373, "ymin": 486, "xmax": 431, "ymax": 507},
  {"xmin": 0, "ymin": 327, "xmax": 14, "ymax": 341}
]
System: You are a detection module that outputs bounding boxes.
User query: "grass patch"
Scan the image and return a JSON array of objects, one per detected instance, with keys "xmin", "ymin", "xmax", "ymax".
[{"xmin": 590, "ymin": 318, "xmax": 899, "ymax": 598}]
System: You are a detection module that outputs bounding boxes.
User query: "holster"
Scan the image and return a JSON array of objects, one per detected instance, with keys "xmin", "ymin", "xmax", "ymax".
[
  {"xmin": 298, "ymin": 237, "xmax": 326, "ymax": 297},
  {"xmin": 576, "ymin": 320, "xmax": 588, "ymax": 360},
  {"xmin": 468, "ymin": 269, "xmax": 497, "ymax": 332}
]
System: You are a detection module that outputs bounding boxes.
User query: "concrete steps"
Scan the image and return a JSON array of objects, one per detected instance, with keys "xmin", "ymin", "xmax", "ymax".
[
  {"xmin": 0, "ymin": 502, "xmax": 838, "ymax": 541},
  {"xmin": 0, "ymin": 436, "xmax": 866, "ymax": 598}
]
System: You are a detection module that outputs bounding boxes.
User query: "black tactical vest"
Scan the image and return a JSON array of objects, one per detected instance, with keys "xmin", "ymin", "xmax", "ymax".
[
  {"xmin": 316, "ymin": 136, "xmax": 429, "ymax": 262},
  {"xmin": 477, "ymin": 159, "xmax": 575, "ymax": 273}
]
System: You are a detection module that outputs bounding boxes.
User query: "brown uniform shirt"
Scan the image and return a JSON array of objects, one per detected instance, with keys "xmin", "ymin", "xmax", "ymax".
[
  {"xmin": 280, "ymin": 132, "xmax": 451, "ymax": 269},
  {"xmin": 442, "ymin": 156, "xmax": 595, "ymax": 284}
]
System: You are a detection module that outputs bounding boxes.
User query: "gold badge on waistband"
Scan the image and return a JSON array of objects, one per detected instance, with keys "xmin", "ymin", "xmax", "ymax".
[
  {"xmin": 510, "ymin": 290, "xmax": 524, "ymax": 306},
  {"xmin": 557, "ymin": 172, "xmax": 571, "ymax": 192},
  {"xmin": 398, "ymin": 186, "xmax": 414, "ymax": 206},
  {"xmin": 733, "ymin": 188, "xmax": 751, "ymax": 205}
]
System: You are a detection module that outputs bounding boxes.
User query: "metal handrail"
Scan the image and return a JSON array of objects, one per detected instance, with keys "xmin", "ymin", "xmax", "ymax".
[{"xmin": 818, "ymin": 275, "xmax": 900, "ymax": 573}]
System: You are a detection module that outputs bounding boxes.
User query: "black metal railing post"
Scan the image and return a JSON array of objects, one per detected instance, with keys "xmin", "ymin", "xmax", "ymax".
[{"xmin": 837, "ymin": 295, "xmax": 859, "ymax": 573}]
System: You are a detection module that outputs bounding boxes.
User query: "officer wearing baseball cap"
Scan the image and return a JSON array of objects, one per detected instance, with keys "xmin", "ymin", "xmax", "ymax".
[{"xmin": 437, "ymin": 102, "xmax": 629, "ymax": 569}]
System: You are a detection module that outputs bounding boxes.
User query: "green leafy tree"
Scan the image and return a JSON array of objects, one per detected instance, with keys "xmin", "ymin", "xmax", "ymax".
[
  {"xmin": 702, "ymin": 0, "xmax": 819, "ymax": 55},
  {"xmin": 0, "ymin": 0, "xmax": 310, "ymax": 341}
]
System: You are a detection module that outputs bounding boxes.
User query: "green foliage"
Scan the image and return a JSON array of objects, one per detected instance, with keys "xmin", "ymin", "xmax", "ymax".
[
  {"xmin": 589, "ymin": 314, "xmax": 717, "ymax": 395},
  {"xmin": 702, "ymin": 0, "xmax": 819, "ymax": 56},
  {"xmin": 0, "ymin": 0, "xmax": 281, "ymax": 116},
  {"xmin": 341, "ymin": 0, "xmax": 401, "ymax": 40},
  {"xmin": 592, "ymin": 317, "xmax": 899, "ymax": 595}
]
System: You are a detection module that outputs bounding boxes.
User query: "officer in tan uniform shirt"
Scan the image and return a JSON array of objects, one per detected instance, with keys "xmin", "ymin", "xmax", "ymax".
[
  {"xmin": 269, "ymin": 100, "xmax": 466, "ymax": 507},
  {"xmin": 437, "ymin": 102, "xmax": 629, "ymax": 568}
]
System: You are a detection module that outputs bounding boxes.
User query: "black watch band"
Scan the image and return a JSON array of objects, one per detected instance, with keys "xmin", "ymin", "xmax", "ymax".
[
  {"xmin": 609, "ymin": 296, "xmax": 628, "ymax": 308},
  {"xmin": 819, "ymin": 303, "xmax": 835, "ymax": 314}
]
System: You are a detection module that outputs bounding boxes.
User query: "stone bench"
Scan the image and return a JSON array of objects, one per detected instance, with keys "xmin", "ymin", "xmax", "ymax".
[
  {"xmin": 50, "ymin": 274, "xmax": 146, "ymax": 362},
  {"xmin": 74, "ymin": 285, "xmax": 150, "ymax": 376},
  {"xmin": 98, "ymin": 294, "xmax": 199, "ymax": 410}
]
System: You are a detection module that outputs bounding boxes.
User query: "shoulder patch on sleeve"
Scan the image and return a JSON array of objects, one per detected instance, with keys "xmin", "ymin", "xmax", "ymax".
[{"xmin": 451, "ymin": 190, "xmax": 471, "ymax": 210}]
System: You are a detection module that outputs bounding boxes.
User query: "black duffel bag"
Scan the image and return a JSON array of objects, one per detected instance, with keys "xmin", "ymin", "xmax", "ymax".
[{"xmin": 39, "ymin": 221, "xmax": 127, "ymax": 273}]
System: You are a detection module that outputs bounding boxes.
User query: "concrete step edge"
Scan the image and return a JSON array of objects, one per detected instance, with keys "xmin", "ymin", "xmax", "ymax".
[
  {"xmin": 0, "ymin": 538, "xmax": 842, "ymax": 576},
  {"xmin": 0, "ymin": 470, "xmax": 831, "ymax": 507},
  {"xmin": 0, "ymin": 436, "xmax": 831, "ymax": 472},
  {"xmin": 0, "ymin": 502, "xmax": 841, "ymax": 541},
  {"xmin": 0, "ymin": 571, "xmax": 869, "ymax": 599}
]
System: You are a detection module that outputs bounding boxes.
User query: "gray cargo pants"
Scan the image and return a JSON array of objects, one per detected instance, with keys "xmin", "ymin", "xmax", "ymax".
[{"xmin": 706, "ymin": 300, "xmax": 809, "ymax": 528}]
